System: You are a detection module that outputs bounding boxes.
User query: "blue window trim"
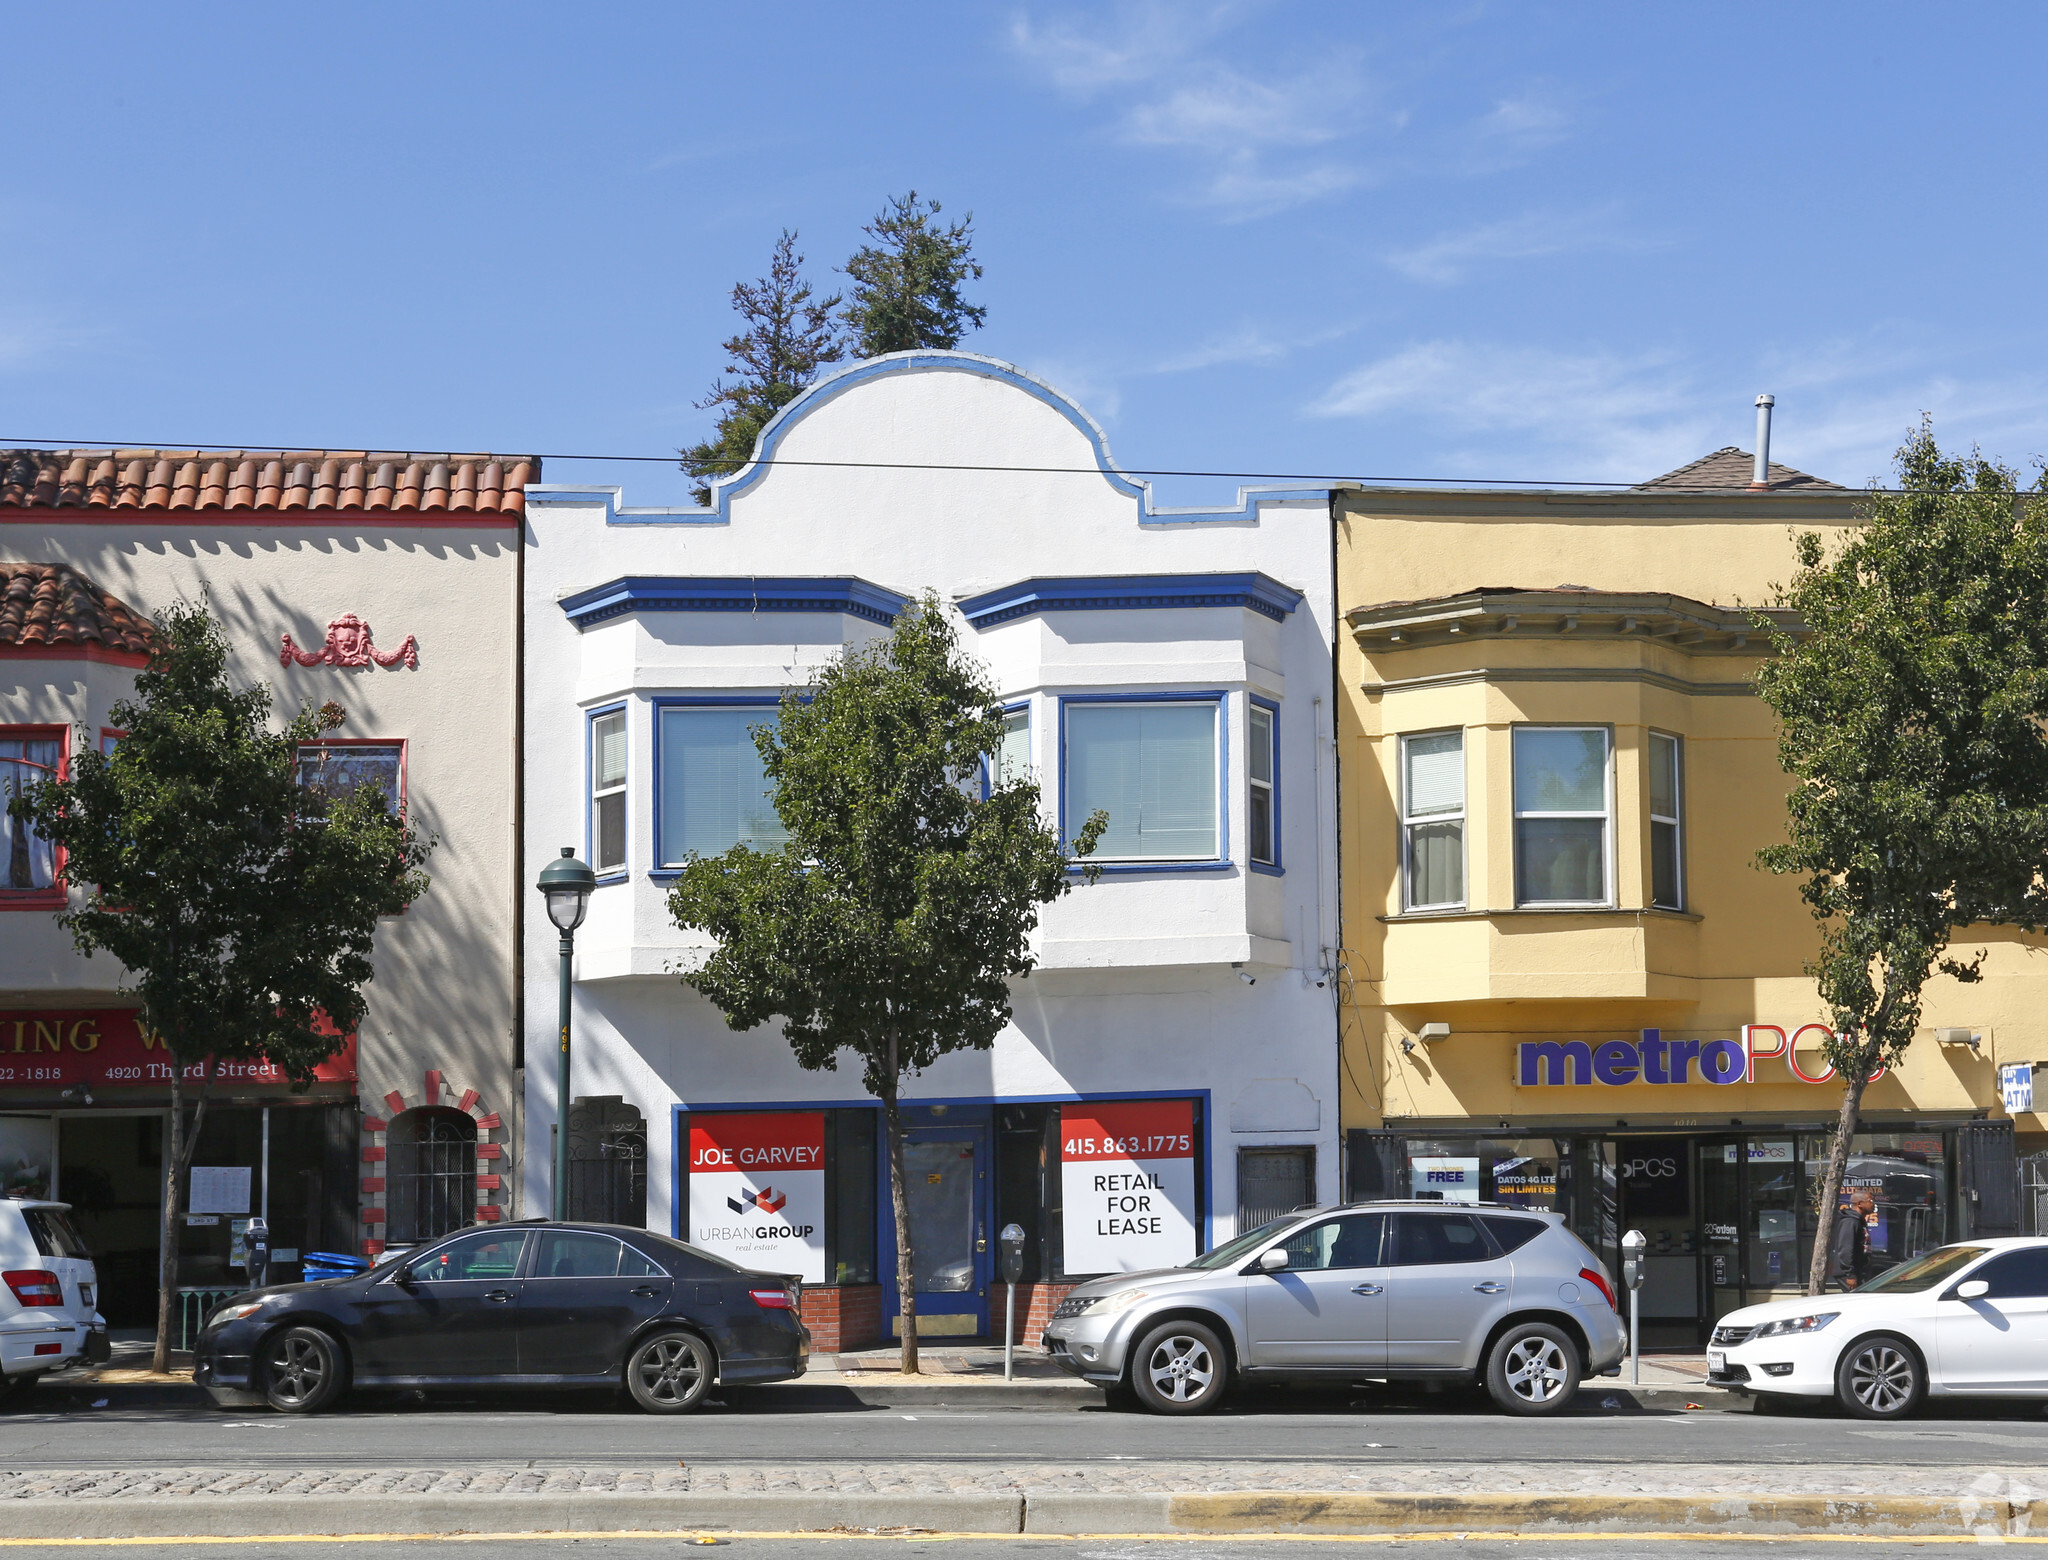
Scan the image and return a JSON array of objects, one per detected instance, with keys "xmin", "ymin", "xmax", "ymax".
[
  {"xmin": 671, "ymin": 1086, "xmax": 1216, "ymax": 1258},
  {"xmin": 958, "ymin": 572, "xmax": 1303, "ymax": 632},
  {"xmin": 1247, "ymin": 695, "xmax": 1282, "ymax": 877},
  {"xmin": 585, "ymin": 700, "xmax": 630, "ymax": 886},
  {"xmin": 1059, "ymin": 691, "xmax": 1230, "ymax": 876},
  {"xmin": 983, "ymin": 698, "xmax": 1032, "ymax": 800},
  {"xmin": 558, "ymin": 576, "xmax": 910, "ymax": 631},
  {"xmin": 649, "ymin": 695, "xmax": 786, "ymax": 880}
]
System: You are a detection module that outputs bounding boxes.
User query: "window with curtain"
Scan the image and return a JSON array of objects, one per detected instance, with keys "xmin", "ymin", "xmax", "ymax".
[
  {"xmin": 297, "ymin": 743, "xmax": 404, "ymax": 815},
  {"xmin": 1649, "ymin": 731, "xmax": 1683, "ymax": 911},
  {"xmin": 1065, "ymin": 701, "xmax": 1218, "ymax": 861},
  {"xmin": 1401, "ymin": 730, "xmax": 1464, "ymax": 909},
  {"xmin": 1513, "ymin": 727, "xmax": 1610, "ymax": 905},
  {"xmin": 992, "ymin": 708, "xmax": 1031, "ymax": 787},
  {"xmin": 0, "ymin": 734, "xmax": 60, "ymax": 893},
  {"xmin": 590, "ymin": 709, "xmax": 626, "ymax": 873},
  {"xmin": 658, "ymin": 706, "xmax": 789, "ymax": 864},
  {"xmin": 1248, "ymin": 703, "xmax": 1276, "ymax": 867}
]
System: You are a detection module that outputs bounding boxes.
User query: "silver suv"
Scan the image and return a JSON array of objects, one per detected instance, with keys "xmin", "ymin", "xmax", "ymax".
[{"xmin": 1042, "ymin": 1201, "xmax": 1625, "ymax": 1416}]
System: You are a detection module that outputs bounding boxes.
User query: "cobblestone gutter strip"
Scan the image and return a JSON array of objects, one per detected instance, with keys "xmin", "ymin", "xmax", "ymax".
[{"xmin": 0, "ymin": 1464, "xmax": 2040, "ymax": 1541}]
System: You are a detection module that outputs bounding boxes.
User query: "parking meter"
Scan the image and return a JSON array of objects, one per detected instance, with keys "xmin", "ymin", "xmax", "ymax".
[
  {"xmin": 243, "ymin": 1216, "xmax": 271, "ymax": 1290},
  {"xmin": 998, "ymin": 1224, "xmax": 1027, "ymax": 1379},
  {"xmin": 1620, "ymin": 1229, "xmax": 1646, "ymax": 1383}
]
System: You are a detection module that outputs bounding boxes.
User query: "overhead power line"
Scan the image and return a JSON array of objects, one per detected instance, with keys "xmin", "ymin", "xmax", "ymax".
[{"xmin": 0, "ymin": 437, "xmax": 1639, "ymax": 490}]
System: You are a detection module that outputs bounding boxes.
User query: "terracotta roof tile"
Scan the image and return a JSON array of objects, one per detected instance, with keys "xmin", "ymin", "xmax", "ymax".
[
  {"xmin": 1633, "ymin": 446, "xmax": 1844, "ymax": 491},
  {"xmin": 0, "ymin": 562, "xmax": 155, "ymax": 656},
  {"xmin": 0, "ymin": 449, "xmax": 539, "ymax": 516}
]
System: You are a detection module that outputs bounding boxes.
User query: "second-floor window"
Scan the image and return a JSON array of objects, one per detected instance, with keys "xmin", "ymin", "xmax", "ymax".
[
  {"xmin": 590, "ymin": 709, "xmax": 626, "ymax": 874},
  {"xmin": 298, "ymin": 742, "xmax": 404, "ymax": 816},
  {"xmin": 1, "ymin": 733, "xmax": 60, "ymax": 894},
  {"xmin": 994, "ymin": 707, "xmax": 1030, "ymax": 786},
  {"xmin": 1649, "ymin": 731, "xmax": 1683, "ymax": 911},
  {"xmin": 1065, "ymin": 700, "xmax": 1218, "ymax": 862},
  {"xmin": 658, "ymin": 705, "xmax": 789, "ymax": 865},
  {"xmin": 1513, "ymin": 726, "xmax": 1611, "ymax": 906},
  {"xmin": 1401, "ymin": 730, "xmax": 1464, "ymax": 909},
  {"xmin": 1248, "ymin": 702, "xmax": 1277, "ymax": 868}
]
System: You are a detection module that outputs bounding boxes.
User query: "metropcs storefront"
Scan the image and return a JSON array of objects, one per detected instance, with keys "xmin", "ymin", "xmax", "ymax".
[{"xmin": 1352, "ymin": 1022, "xmax": 2019, "ymax": 1348}]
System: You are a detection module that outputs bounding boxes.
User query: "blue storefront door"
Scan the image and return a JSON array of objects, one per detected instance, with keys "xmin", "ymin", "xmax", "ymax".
[{"xmin": 889, "ymin": 1121, "xmax": 990, "ymax": 1337}]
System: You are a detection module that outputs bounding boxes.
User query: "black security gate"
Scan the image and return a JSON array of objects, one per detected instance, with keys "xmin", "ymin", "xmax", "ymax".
[
  {"xmin": 387, "ymin": 1108, "xmax": 477, "ymax": 1243},
  {"xmin": 567, "ymin": 1096, "xmax": 647, "ymax": 1227}
]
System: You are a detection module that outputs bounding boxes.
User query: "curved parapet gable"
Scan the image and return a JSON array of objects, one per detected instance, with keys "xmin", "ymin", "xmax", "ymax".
[{"xmin": 523, "ymin": 351, "xmax": 1332, "ymax": 527}]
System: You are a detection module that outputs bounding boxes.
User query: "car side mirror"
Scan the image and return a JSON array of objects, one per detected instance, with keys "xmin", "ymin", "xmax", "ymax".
[
  {"xmin": 393, "ymin": 1264, "xmax": 417, "ymax": 1288},
  {"xmin": 1955, "ymin": 1279, "xmax": 1990, "ymax": 1300},
  {"xmin": 1257, "ymin": 1247, "xmax": 1289, "ymax": 1273}
]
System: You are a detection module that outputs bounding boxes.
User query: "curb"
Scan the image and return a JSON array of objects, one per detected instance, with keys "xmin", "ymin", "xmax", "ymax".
[{"xmin": 0, "ymin": 1488, "xmax": 2026, "ymax": 1541}]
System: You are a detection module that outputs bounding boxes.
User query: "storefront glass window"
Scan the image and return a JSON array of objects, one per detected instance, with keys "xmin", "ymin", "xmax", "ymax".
[
  {"xmin": 1802, "ymin": 1131, "xmax": 1950, "ymax": 1285},
  {"xmin": 1740, "ymin": 1139, "xmax": 1800, "ymax": 1293},
  {"xmin": 1402, "ymin": 1138, "xmax": 1564, "ymax": 1211}
]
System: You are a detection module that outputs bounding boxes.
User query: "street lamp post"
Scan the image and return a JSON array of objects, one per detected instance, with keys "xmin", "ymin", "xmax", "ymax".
[{"xmin": 537, "ymin": 847, "xmax": 596, "ymax": 1221}]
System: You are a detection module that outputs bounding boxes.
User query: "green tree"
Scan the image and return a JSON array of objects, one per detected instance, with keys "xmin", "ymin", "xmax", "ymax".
[
  {"xmin": 840, "ymin": 192, "xmax": 987, "ymax": 359},
  {"xmin": 9, "ymin": 602, "xmax": 431, "ymax": 1369},
  {"xmin": 681, "ymin": 229, "xmax": 844, "ymax": 502},
  {"xmin": 1754, "ymin": 420, "xmax": 2048, "ymax": 1296},
  {"xmin": 665, "ymin": 596, "xmax": 1102, "ymax": 1371}
]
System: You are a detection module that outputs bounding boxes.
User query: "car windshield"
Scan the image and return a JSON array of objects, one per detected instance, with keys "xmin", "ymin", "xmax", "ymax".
[
  {"xmin": 1858, "ymin": 1244, "xmax": 1987, "ymax": 1294},
  {"xmin": 1186, "ymin": 1218, "xmax": 1294, "ymax": 1270}
]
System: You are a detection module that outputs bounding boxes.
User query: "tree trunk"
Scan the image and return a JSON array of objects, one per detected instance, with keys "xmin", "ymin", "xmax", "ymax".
[
  {"xmin": 1805, "ymin": 1054, "xmax": 1874, "ymax": 1298},
  {"xmin": 882, "ymin": 1031, "xmax": 918, "ymax": 1375},
  {"xmin": 151, "ymin": 1057, "xmax": 216, "ymax": 1375}
]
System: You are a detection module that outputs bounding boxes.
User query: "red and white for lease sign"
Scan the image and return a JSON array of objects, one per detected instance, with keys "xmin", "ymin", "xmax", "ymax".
[
  {"xmin": 1060, "ymin": 1099, "xmax": 1198, "ymax": 1275},
  {"xmin": 688, "ymin": 1112, "xmax": 826, "ymax": 1282}
]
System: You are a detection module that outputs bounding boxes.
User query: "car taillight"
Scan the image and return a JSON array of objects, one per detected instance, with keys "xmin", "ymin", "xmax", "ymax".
[
  {"xmin": 1579, "ymin": 1267, "xmax": 1616, "ymax": 1310},
  {"xmin": 4, "ymin": 1270, "xmax": 63, "ymax": 1308},
  {"xmin": 749, "ymin": 1288, "xmax": 794, "ymax": 1310}
]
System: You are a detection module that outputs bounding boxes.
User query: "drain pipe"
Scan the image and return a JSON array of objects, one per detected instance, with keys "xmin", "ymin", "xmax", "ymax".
[{"xmin": 1750, "ymin": 395, "xmax": 1775, "ymax": 489}]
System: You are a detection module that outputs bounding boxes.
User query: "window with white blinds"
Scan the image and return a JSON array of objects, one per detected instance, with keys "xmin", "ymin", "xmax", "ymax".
[
  {"xmin": 1065, "ymin": 701, "xmax": 1218, "ymax": 861},
  {"xmin": 658, "ymin": 706, "xmax": 790, "ymax": 865},
  {"xmin": 1401, "ymin": 731, "xmax": 1465, "ymax": 909},
  {"xmin": 590, "ymin": 709, "xmax": 627, "ymax": 873}
]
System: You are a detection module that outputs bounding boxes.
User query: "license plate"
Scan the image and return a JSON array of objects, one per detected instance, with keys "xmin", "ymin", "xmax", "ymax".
[{"xmin": 1708, "ymin": 1350, "xmax": 1726, "ymax": 1372}]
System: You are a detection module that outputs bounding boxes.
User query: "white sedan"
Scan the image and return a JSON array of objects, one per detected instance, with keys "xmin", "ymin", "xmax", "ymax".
[{"xmin": 1708, "ymin": 1238, "xmax": 2048, "ymax": 1418}]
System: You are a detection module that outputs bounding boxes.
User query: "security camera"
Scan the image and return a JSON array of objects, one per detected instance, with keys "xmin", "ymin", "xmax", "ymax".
[{"xmin": 1237, "ymin": 970, "xmax": 1256, "ymax": 986}]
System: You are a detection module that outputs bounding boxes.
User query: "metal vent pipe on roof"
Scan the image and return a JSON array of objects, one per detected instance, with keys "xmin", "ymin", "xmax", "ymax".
[{"xmin": 1751, "ymin": 394, "xmax": 1775, "ymax": 489}]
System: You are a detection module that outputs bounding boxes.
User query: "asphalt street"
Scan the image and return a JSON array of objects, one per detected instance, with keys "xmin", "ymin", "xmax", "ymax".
[
  {"xmin": 0, "ymin": 1539, "xmax": 2019, "ymax": 1559},
  {"xmin": 3, "ymin": 1390, "xmax": 2047, "ymax": 1470}
]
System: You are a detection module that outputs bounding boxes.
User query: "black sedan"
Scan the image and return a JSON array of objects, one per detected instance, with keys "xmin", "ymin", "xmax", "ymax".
[{"xmin": 193, "ymin": 1221, "xmax": 808, "ymax": 1414}]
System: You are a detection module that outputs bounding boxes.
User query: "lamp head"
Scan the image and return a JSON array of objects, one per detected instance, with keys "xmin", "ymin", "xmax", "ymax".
[{"xmin": 537, "ymin": 846, "xmax": 597, "ymax": 933}]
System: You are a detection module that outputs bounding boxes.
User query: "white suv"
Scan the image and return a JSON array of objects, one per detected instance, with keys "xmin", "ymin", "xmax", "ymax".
[{"xmin": 0, "ymin": 1199, "xmax": 106, "ymax": 1395}]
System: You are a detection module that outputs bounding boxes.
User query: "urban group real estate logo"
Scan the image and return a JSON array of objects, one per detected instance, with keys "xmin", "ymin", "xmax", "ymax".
[{"xmin": 688, "ymin": 1112, "xmax": 825, "ymax": 1282}]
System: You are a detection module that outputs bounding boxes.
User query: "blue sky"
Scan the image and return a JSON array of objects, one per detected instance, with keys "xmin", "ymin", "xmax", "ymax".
[{"xmin": 4, "ymin": 2, "xmax": 2044, "ymax": 506}]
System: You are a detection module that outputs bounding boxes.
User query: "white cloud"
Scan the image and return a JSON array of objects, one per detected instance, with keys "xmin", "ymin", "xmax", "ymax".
[
  {"xmin": 1150, "ymin": 318, "xmax": 1361, "ymax": 375},
  {"xmin": 1385, "ymin": 206, "xmax": 1661, "ymax": 285}
]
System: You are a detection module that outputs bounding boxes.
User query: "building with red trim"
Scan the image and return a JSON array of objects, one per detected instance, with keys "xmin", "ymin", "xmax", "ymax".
[{"xmin": 0, "ymin": 450, "xmax": 533, "ymax": 1325}]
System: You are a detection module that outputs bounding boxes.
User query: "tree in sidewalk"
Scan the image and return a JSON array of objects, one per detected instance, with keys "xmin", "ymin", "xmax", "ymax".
[
  {"xmin": 680, "ymin": 229, "xmax": 845, "ymax": 503},
  {"xmin": 840, "ymin": 192, "xmax": 987, "ymax": 359},
  {"xmin": 1754, "ymin": 420, "xmax": 2048, "ymax": 1297},
  {"xmin": 665, "ymin": 596, "xmax": 1103, "ymax": 1372},
  {"xmin": 8, "ymin": 602, "xmax": 430, "ymax": 1371}
]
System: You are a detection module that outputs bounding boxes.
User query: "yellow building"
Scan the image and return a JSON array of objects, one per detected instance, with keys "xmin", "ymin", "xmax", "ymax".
[{"xmin": 1335, "ymin": 442, "xmax": 2044, "ymax": 1344}]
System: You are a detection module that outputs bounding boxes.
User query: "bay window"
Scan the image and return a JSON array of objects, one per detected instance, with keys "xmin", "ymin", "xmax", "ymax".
[
  {"xmin": 1513, "ymin": 726, "xmax": 1611, "ymax": 906},
  {"xmin": 0, "ymin": 732, "xmax": 62, "ymax": 896},
  {"xmin": 1401, "ymin": 730, "xmax": 1464, "ymax": 909},
  {"xmin": 1248, "ymin": 701, "xmax": 1277, "ymax": 869},
  {"xmin": 657, "ymin": 704, "xmax": 789, "ymax": 865},
  {"xmin": 1650, "ymin": 731, "xmax": 1683, "ymax": 911},
  {"xmin": 994, "ymin": 707, "xmax": 1031, "ymax": 786},
  {"xmin": 589, "ymin": 708, "xmax": 627, "ymax": 874},
  {"xmin": 1064, "ymin": 699, "xmax": 1218, "ymax": 862}
]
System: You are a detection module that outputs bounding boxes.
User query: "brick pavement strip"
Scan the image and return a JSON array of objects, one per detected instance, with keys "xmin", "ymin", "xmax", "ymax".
[{"xmin": 0, "ymin": 1463, "xmax": 2041, "ymax": 1539}]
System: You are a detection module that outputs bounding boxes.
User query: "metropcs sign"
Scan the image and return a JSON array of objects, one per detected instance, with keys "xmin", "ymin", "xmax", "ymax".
[{"xmin": 1515, "ymin": 1025, "xmax": 1885, "ymax": 1089}]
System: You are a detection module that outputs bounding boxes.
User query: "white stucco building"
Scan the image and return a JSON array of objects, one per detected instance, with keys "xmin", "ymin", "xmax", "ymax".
[{"xmin": 523, "ymin": 354, "xmax": 1339, "ymax": 1345}]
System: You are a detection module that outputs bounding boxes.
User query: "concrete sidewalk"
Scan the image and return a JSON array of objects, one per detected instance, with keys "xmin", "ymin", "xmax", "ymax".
[{"xmin": 0, "ymin": 1459, "xmax": 2033, "ymax": 1539}]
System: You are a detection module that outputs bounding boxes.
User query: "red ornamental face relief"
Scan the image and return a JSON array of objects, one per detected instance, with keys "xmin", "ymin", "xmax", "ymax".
[{"xmin": 688, "ymin": 1112, "xmax": 826, "ymax": 1173}]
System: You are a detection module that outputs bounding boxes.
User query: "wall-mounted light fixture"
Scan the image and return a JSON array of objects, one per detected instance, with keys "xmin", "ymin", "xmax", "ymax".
[
  {"xmin": 1419, "ymin": 1022, "xmax": 1451, "ymax": 1042},
  {"xmin": 1935, "ymin": 1028, "xmax": 1984, "ymax": 1050}
]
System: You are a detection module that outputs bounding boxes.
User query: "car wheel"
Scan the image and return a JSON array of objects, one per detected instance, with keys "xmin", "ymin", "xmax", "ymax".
[
  {"xmin": 1835, "ymin": 1333, "xmax": 1925, "ymax": 1420},
  {"xmin": 1129, "ymin": 1320, "xmax": 1228, "ymax": 1415},
  {"xmin": 1485, "ymin": 1322, "xmax": 1581, "ymax": 1416},
  {"xmin": 626, "ymin": 1331, "xmax": 715, "ymax": 1414},
  {"xmin": 259, "ymin": 1327, "xmax": 346, "ymax": 1414}
]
